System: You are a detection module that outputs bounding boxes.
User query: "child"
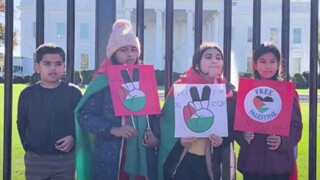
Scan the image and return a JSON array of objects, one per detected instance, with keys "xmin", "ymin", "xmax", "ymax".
[
  {"xmin": 75, "ymin": 19, "xmax": 159, "ymax": 180},
  {"xmin": 158, "ymin": 42, "xmax": 237, "ymax": 180},
  {"xmin": 17, "ymin": 43, "xmax": 82, "ymax": 180},
  {"xmin": 235, "ymin": 43, "xmax": 303, "ymax": 180}
]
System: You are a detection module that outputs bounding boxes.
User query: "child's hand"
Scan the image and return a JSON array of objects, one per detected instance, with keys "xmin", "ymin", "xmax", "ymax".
[
  {"xmin": 243, "ymin": 132, "xmax": 254, "ymax": 144},
  {"xmin": 55, "ymin": 135, "xmax": 74, "ymax": 152},
  {"xmin": 110, "ymin": 125, "xmax": 138, "ymax": 139},
  {"xmin": 267, "ymin": 135, "xmax": 281, "ymax": 150},
  {"xmin": 209, "ymin": 134, "xmax": 223, "ymax": 147},
  {"xmin": 180, "ymin": 137, "xmax": 196, "ymax": 150},
  {"xmin": 142, "ymin": 128, "xmax": 159, "ymax": 148}
]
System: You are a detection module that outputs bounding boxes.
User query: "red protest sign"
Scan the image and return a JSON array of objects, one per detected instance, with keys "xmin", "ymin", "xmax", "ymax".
[
  {"xmin": 234, "ymin": 78, "xmax": 295, "ymax": 136},
  {"xmin": 107, "ymin": 65, "xmax": 161, "ymax": 116}
]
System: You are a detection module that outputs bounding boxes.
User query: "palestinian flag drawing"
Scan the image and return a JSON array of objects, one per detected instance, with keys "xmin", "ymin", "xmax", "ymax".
[
  {"xmin": 253, "ymin": 95, "xmax": 273, "ymax": 114},
  {"xmin": 107, "ymin": 65, "xmax": 161, "ymax": 116},
  {"xmin": 118, "ymin": 68, "xmax": 146, "ymax": 112},
  {"xmin": 183, "ymin": 86, "xmax": 214, "ymax": 133},
  {"xmin": 174, "ymin": 84, "xmax": 228, "ymax": 138}
]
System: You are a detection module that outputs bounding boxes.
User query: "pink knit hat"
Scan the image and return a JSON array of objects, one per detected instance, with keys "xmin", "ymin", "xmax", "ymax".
[{"xmin": 106, "ymin": 19, "xmax": 141, "ymax": 58}]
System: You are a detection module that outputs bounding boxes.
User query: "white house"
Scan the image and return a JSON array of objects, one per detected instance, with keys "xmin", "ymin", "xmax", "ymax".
[
  {"xmin": 18, "ymin": 0, "xmax": 311, "ymax": 76},
  {"xmin": 0, "ymin": 56, "xmax": 33, "ymax": 77}
]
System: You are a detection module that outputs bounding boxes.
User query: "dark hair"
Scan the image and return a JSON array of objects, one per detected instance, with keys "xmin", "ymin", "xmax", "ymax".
[
  {"xmin": 35, "ymin": 43, "xmax": 65, "ymax": 64},
  {"xmin": 252, "ymin": 43, "xmax": 281, "ymax": 80},
  {"xmin": 192, "ymin": 42, "xmax": 223, "ymax": 75}
]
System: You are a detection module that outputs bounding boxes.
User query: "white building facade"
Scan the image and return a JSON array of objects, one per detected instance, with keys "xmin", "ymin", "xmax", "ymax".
[{"xmin": 18, "ymin": 0, "xmax": 311, "ymax": 76}]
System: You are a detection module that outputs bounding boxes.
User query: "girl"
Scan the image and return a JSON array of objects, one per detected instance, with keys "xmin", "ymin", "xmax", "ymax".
[
  {"xmin": 158, "ymin": 42, "xmax": 237, "ymax": 180},
  {"xmin": 75, "ymin": 19, "xmax": 159, "ymax": 180},
  {"xmin": 235, "ymin": 43, "xmax": 302, "ymax": 180}
]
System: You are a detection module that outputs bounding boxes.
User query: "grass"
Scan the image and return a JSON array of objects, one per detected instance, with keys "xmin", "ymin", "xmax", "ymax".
[
  {"xmin": 0, "ymin": 84, "xmax": 320, "ymax": 179},
  {"xmin": 296, "ymin": 89, "xmax": 320, "ymax": 95}
]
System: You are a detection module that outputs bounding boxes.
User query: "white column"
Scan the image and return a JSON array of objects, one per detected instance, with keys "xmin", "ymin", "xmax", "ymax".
[
  {"xmin": 155, "ymin": 9, "xmax": 163, "ymax": 70},
  {"xmin": 186, "ymin": 9, "xmax": 194, "ymax": 69},
  {"xmin": 124, "ymin": 9, "xmax": 132, "ymax": 21},
  {"xmin": 217, "ymin": 11, "xmax": 224, "ymax": 46},
  {"xmin": 208, "ymin": 18, "xmax": 213, "ymax": 41},
  {"xmin": 213, "ymin": 12, "xmax": 219, "ymax": 43}
]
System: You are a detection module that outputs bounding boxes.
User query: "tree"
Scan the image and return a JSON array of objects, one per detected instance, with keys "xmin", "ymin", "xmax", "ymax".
[
  {"xmin": 0, "ymin": 0, "xmax": 19, "ymax": 71},
  {"xmin": 0, "ymin": 0, "xmax": 18, "ymax": 46}
]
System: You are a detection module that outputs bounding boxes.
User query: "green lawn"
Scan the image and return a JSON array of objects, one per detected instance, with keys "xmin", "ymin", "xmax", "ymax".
[
  {"xmin": 0, "ymin": 84, "xmax": 319, "ymax": 179},
  {"xmin": 296, "ymin": 89, "xmax": 320, "ymax": 95}
]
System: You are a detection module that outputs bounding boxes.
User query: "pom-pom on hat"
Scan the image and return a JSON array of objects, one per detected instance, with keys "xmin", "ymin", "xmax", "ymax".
[{"xmin": 106, "ymin": 19, "xmax": 141, "ymax": 58}]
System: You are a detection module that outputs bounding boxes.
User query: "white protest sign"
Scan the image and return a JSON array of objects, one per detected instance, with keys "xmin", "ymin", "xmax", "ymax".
[{"xmin": 174, "ymin": 84, "xmax": 228, "ymax": 137}]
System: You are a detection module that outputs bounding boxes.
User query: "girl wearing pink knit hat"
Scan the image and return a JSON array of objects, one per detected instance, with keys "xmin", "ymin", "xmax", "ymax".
[{"xmin": 75, "ymin": 19, "xmax": 159, "ymax": 180}]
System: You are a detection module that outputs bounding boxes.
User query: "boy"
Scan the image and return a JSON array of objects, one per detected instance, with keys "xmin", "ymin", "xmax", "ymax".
[{"xmin": 17, "ymin": 43, "xmax": 82, "ymax": 180}]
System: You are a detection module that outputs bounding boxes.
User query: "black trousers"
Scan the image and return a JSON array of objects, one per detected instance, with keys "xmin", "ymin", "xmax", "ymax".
[{"xmin": 172, "ymin": 152, "xmax": 210, "ymax": 180}]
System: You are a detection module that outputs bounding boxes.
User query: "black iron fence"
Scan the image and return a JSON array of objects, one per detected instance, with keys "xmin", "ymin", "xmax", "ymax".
[{"xmin": 2, "ymin": 0, "xmax": 318, "ymax": 179}]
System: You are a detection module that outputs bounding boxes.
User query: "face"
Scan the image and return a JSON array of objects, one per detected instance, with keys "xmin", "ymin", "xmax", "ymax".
[
  {"xmin": 253, "ymin": 52, "xmax": 279, "ymax": 79},
  {"xmin": 114, "ymin": 45, "xmax": 139, "ymax": 65},
  {"xmin": 35, "ymin": 54, "xmax": 65, "ymax": 88},
  {"xmin": 199, "ymin": 48, "xmax": 223, "ymax": 80}
]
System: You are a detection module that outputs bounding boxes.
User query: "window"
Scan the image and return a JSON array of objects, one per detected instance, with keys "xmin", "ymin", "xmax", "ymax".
[
  {"xmin": 270, "ymin": 27, "xmax": 277, "ymax": 43},
  {"xmin": 57, "ymin": 23, "xmax": 66, "ymax": 39},
  {"xmin": 80, "ymin": 23, "xmax": 89, "ymax": 40},
  {"xmin": 293, "ymin": 28, "xmax": 301, "ymax": 44},
  {"xmin": 81, "ymin": 54, "xmax": 89, "ymax": 70},
  {"xmin": 290, "ymin": 57, "xmax": 301, "ymax": 75},
  {"xmin": 247, "ymin": 27, "xmax": 253, "ymax": 43}
]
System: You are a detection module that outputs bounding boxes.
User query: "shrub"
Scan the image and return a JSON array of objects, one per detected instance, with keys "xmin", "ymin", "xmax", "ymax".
[
  {"xmin": 239, "ymin": 72, "xmax": 252, "ymax": 78},
  {"xmin": 24, "ymin": 75, "xmax": 31, "ymax": 84},
  {"xmin": 0, "ymin": 76, "xmax": 4, "ymax": 83},
  {"xmin": 30, "ymin": 73, "xmax": 39, "ymax": 84},
  {"xmin": 155, "ymin": 70, "xmax": 164, "ymax": 85},
  {"xmin": 13, "ymin": 76, "xmax": 25, "ymax": 84},
  {"xmin": 81, "ymin": 70, "xmax": 94, "ymax": 85},
  {"xmin": 74, "ymin": 71, "xmax": 83, "ymax": 85},
  {"xmin": 291, "ymin": 73, "xmax": 307, "ymax": 89},
  {"xmin": 302, "ymin": 71, "xmax": 310, "ymax": 88}
]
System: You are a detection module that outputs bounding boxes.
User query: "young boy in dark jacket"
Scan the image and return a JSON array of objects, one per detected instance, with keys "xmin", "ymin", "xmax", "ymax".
[{"xmin": 17, "ymin": 43, "xmax": 82, "ymax": 180}]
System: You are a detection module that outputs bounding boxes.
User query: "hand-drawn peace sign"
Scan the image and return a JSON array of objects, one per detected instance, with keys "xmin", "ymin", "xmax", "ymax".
[
  {"xmin": 117, "ymin": 68, "xmax": 146, "ymax": 112},
  {"xmin": 183, "ymin": 86, "xmax": 214, "ymax": 133}
]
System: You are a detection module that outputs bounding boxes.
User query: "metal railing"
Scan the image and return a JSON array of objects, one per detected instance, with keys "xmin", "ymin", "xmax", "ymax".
[{"xmin": 2, "ymin": 0, "xmax": 318, "ymax": 179}]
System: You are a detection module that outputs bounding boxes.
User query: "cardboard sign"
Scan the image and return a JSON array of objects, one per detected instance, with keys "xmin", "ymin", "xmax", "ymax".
[
  {"xmin": 107, "ymin": 65, "xmax": 161, "ymax": 116},
  {"xmin": 234, "ymin": 78, "xmax": 295, "ymax": 136},
  {"xmin": 174, "ymin": 84, "xmax": 228, "ymax": 137}
]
